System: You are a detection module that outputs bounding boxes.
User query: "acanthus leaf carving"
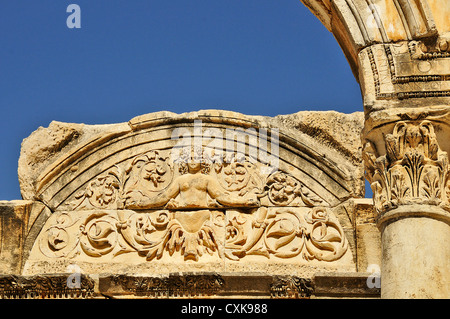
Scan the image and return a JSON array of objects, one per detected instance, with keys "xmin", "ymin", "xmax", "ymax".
[
  {"xmin": 265, "ymin": 171, "xmax": 324, "ymax": 207},
  {"xmin": 79, "ymin": 212, "xmax": 118, "ymax": 257},
  {"xmin": 214, "ymin": 152, "xmax": 265, "ymax": 198},
  {"xmin": 39, "ymin": 212, "xmax": 80, "ymax": 258},
  {"xmin": 37, "ymin": 207, "xmax": 349, "ymax": 264},
  {"xmin": 225, "ymin": 207, "xmax": 348, "ymax": 262},
  {"xmin": 110, "ymin": 274, "xmax": 224, "ymax": 297},
  {"xmin": 123, "ymin": 150, "xmax": 174, "ymax": 200},
  {"xmin": 138, "ymin": 210, "xmax": 224, "ymax": 262},
  {"xmin": 270, "ymin": 276, "xmax": 314, "ymax": 299},
  {"xmin": 70, "ymin": 169, "xmax": 122, "ymax": 210},
  {"xmin": 364, "ymin": 120, "xmax": 450, "ymax": 216},
  {"xmin": 302, "ymin": 208, "xmax": 348, "ymax": 262},
  {"xmin": 65, "ymin": 146, "xmax": 326, "ymax": 211},
  {"xmin": 0, "ymin": 274, "xmax": 95, "ymax": 299}
]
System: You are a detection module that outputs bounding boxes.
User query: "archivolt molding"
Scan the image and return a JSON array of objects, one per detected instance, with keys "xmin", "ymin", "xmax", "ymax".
[
  {"xmin": 300, "ymin": 0, "xmax": 450, "ymax": 116},
  {"xmin": 21, "ymin": 111, "xmax": 363, "ymax": 212},
  {"xmin": 300, "ymin": 0, "xmax": 448, "ymax": 66},
  {"xmin": 19, "ymin": 111, "xmax": 361, "ymax": 275}
]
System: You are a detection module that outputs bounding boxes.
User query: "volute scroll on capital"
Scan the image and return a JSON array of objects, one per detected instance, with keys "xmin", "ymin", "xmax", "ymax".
[{"xmin": 363, "ymin": 119, "xmax": 450, "ymax": 222}]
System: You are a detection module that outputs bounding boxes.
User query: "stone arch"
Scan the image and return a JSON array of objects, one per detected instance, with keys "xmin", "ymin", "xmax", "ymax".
[
  {"xmin": 20, "ymin": 110, "xmax": 363, "ymax": 276},
  {"xmin": 300, "ymin": 0, "xmax": 448, "ymax": 78},
  {"xmin": 21, "ymin": 110, "xmax": 362, "ymax": 211}
]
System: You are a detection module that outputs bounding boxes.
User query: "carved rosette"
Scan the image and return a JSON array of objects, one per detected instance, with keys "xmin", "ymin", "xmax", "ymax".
[
  {"xmin": 123, "ymin": 150, "xmax": 174, "ymax": 198},
  {"xmin": 70, "ymin": 171, "xmax": 122, "ymax": 210},
  {"xmin": 363, "ymin": 120, "xmax": 450, "ymax": 217},
  {"xmin": 64, "ymin": 147, "xmax": 326, "ymax": 211},
  {"xmin": 265, "ymin": 171, "xmax": 323, "ymax": 207},
  {"xmin": 35, "ymin": 146, "xmax": 349, "ymax": 266}
]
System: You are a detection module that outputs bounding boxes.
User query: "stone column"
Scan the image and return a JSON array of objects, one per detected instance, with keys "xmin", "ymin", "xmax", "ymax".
[
  {"xmin": 380, "ymin": 207, "xmax": 449, "ymax": 298},
  {"xmin": 358, "ymin": 37, "xmax": 450, "ymax": 299},
  {"xmin": 363, "ymin": 119, "xmax": 450, "ymax": 298},
  {"xmin": 299, "ymin": 0, "xmax": 450, "ymax": 298}
]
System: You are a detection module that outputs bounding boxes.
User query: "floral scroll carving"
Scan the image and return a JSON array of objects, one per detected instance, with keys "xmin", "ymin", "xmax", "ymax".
[
  {"xmin": 123, "ymin": 150, "xmax": 174, "ymax": 194},
  {"xmin": 79, "ymin": 212, "xmax": 118, "ymax": 257},
  {"xmin": 363, "ymin": 121, "xmax": 450, "ymax": 215},
  {"xmin": 225, "ymin": 207, "xmax": 348, "ymax": 262},
  {"xmin": 39, "ymin": 212, "xmax": 80, "ymax": 258},
  {"xmin": 65, "ymin": 147, "xmax": 325, "ymax": 211},
  {"xmin": 111, "ymin": 274, "xmax": 225, "ymax": 297},
  {"xmin": 270, "ymin": 276, "xmax": 314, "ymax": 299},
  {"xmin": 265, "ymin": 171, "xmax": 323, "ymax": 207},
  {"xmin": 116, "ymin": 210, "xmax": 225, "ymax": 262},
  {"xmin": 71, "ymin": 172, "xmax": 121, "ymax": 210},
  {"xmin": 0, "ymin": 275, "xmax": 95, "ymax": 299},
  {"xmin": 39, "ymin": 210, "xmax": 225, "ymax": 262},
  {"xmin": 37, "ymin": 207, "xmax": 348, "ymax": 264},
  {"xmin": 40, "ymin": 145, "xmax": 346, "ymax": 265}
]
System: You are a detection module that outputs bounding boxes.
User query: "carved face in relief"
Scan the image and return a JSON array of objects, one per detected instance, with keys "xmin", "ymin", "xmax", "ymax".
[
  {"xmin": 187, "ymin": 147, "xmax": 204, "ymax": 173},
  {"xmin": 177, "ymin": 146, "xmax": 211, "ymax": 175},
  {"xmin": 405, "ymin": 125, "xmax": 423, "ymax": 150},
  {"xmin": 187, "ymin": 158, "xmax": 202, "ymax": 173}
]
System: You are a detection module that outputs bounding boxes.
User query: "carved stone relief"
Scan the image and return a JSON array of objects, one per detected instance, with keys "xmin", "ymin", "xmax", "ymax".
[
  {"xmin": 364, "ymin": 120, "xmax": 450, "ymax": 216},
  {"xmin": 63, "ymin": 146, "xmax": 326, "ymax": 212},
  {"xmin": 0, "ymin": 274, "xmax": 94, "ymax": 299},
  {"xmin": 32, "ymin": 206, "xmax": 349, "ymax": 267},
  {"xmin": 30, "ymin": 145, "xmax": 352, "ymax": 267},
  {"xmin": 19, "ymin": 110, "xmax": 360, "ymax": 276},
  {"xmin": 225, "ymin": 207, "xmax": 348, "ymax": 262},
  {"xmin": 270, "ymin": 276, "xmax": 314, "ymax": 299},
  {"xmin": 110, "ymin": 273, "xmax": 225, "ymax": 297},
  {"xmin": 360, "ymin": 41, "xmax": 450, "ymax": 106}
]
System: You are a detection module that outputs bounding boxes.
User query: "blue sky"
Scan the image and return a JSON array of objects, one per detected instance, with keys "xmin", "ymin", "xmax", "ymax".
[{"xmin": 0, "ymin": 1, "xmax": 368, "ymax": 201}]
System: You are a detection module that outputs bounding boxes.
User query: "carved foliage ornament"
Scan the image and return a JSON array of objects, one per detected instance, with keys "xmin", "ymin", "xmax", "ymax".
[
  {"xmin": 38, "ymin": 207, "xmax": 348, "ymax": 263},
  {"xmin": 225, "ymin": 207, "xmax": 348, "ymax": 262},
  {"xmin": 0, "ymin": 275, "xmax": 94, "ymax": 299},
  {"xmin": 110, "ymin": 274, "xmax": 314, "ymax": 298},
  {"xmin": 41, "ymin": 146, "xmax": 342, "ymax": 264},
  {"xmin": 111, "ymin": 274, "xmax": 224, "ymax": 297},
  {"xmin": 270, "ymin": 276, "xmax": 313, "ymax": 299},
  {"xmin": 363, "ymin": 120, "xmax": 450, "ymax": 215},
  {"xmin": 39, "ymin": 209, "xmax": 224, "ymax": 262},
  {"xmin": 66, "ymin": 147, "xmax": 324, "ymax": 210}
]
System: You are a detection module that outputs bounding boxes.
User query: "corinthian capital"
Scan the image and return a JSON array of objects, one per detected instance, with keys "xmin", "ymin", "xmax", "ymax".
[{"xmin": 363, "ymin": 120, "xmax": 450, "ymax": 217}]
